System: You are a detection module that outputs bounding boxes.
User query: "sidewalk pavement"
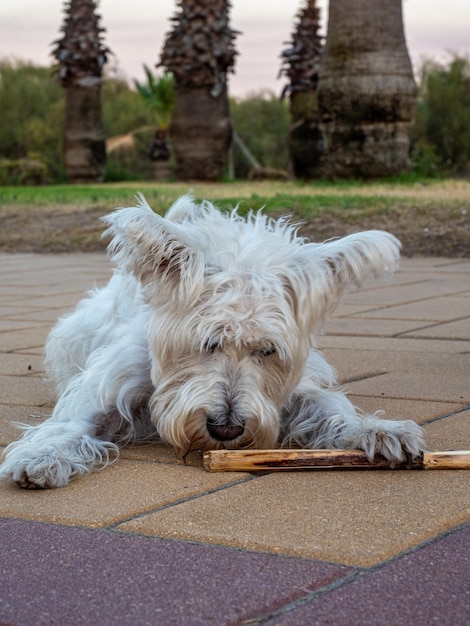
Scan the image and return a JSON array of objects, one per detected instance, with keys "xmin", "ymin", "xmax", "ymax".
[{"xmin": 0, "ymin": 252, "xmax": 469, "ymax": 626}]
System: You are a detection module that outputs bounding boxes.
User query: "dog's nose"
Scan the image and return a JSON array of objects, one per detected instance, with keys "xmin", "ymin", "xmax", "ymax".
[{"xmin": 207, "ymin": 420, "xmax": 244, "ymax": 441}]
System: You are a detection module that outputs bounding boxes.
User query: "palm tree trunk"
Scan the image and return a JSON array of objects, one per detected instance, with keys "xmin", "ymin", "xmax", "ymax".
[
  {"xmin": 316, "ymin": 0, "xmax": 416, "ymax": 178},
  {"xmin": 63, "ymin": 83, "xmax": 106, "ymax": 182},
  {"xmin": 52, "ymin": 0, "xmax": 109, "ymax": 183},
  {"xmin": 169, "ymin": 87, "xmax": 232, "ymax": 181},
  {"xmin": 280, "ymin": 0, "xmax": 323, "ymax": 180},
  {"xmin": 159, "ymin": 0, "xmax": 238, "ymax": 181},
  {"xmin": 289, "ymin": 91, "xmax": 323, "ymax": 179}
]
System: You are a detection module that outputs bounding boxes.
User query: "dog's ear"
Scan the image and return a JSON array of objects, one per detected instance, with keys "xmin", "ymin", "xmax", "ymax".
[
  {"xmin": 289, "ymin": 230, "xmax": 401, "ymax": 331},
  {"xmin": 311, "ymin": 230, "xmax": 401, "ymax": 286},
  {"xmin": 101, "ymin": 194, "xmax": 205, "ymax": 297}
]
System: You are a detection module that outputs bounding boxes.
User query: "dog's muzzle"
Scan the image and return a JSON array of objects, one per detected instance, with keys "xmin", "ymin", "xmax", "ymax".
[{"xmin": 207, "ymin": 418, "xmax": 244, "ymax": 441}]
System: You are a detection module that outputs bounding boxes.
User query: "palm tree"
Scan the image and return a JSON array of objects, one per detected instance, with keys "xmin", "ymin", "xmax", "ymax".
[
  {"xmin": 134, "ymin": 67, "xmax": 175, "ymax": 179},
  {"xmin": 52, "ymin": 0, "xmax": 109, "ymax": 182},
  {"xmin": 159, "ymin": 0, "xmax": 239, "ymax": 181},
  {"xmin": 280, "ymin": 0, "xmax": 323, "ymax": 179},
  {"xmin": 316, "ymin": 0, "xmax": 417, "ymax": 178}
]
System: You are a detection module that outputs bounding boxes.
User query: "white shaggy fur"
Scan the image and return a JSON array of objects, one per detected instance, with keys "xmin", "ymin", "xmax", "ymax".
[{"xmin": 0, "ymin": 195, "xmax": 424, "ymax": 488}]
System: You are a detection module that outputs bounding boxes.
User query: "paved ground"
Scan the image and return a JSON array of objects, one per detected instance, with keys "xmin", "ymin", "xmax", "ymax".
[{"xmin": 0, "ymin": 253, "xmax": 469, "ymax": 625}]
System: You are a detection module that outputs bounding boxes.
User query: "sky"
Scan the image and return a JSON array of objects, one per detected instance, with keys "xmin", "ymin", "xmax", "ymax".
[{"xmin": 0, "ymin": 1, "xmax": 469, "ymax": 98}]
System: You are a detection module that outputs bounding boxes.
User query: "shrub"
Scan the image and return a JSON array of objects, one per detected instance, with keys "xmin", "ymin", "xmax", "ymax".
[
  {"xmin": 230, "ymin": 91, "xmax": 290, "ymax": 178},
  {"xmin": 411, "ymin": 54, "xmax": 470, "ymax": 176}
]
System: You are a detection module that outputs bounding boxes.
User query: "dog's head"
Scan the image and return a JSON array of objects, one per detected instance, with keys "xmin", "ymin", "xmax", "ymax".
[{"xmin": 103, "ymin": 195, "xmax": 400, "ymax": 455}]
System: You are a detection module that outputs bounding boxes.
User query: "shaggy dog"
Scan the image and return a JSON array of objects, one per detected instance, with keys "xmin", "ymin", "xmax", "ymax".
[{"xmin": 0, "ymin": 195, "xmax": 424, "ymax": 488}]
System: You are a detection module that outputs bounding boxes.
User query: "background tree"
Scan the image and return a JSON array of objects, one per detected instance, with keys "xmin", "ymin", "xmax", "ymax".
[
  {"xmin": 411, "ymin": 54, "xmax": 470, "ymax": 176},
  {"xmin": 134, "ymin": 67, "xmax": 175, "ymax": 179},
  {"xmin": 230, "ymin": 92, "xmax": 290, "ymax": 179},
  {"xmin": 316, "ymin": 0, "xmax": 417, "ymax": 178},
  {"xmin": 159, "ymin": 0, "xmax": 239, "ymax": 180},
  {"xmin": 280, "ymin": 0, "xmax": 323, "ymax": 179},
  {"xmin": 0, "ymin": 60, "xmax": 64, "ymax": 182},
  {"xmin": 52, "ymin": 0, "xmax": 109, "ymax": 182}
]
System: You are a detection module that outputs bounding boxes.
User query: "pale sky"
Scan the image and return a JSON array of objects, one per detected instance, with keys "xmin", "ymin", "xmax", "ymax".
[{"xmin": 0, "ymin": 1, "xmax": 468, "ymax": 97}]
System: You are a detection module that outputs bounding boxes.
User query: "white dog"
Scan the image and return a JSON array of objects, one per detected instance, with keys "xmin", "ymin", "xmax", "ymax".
[{"xmin": 0, "ymin": 195, "xmax": 424, "ymax": 488}]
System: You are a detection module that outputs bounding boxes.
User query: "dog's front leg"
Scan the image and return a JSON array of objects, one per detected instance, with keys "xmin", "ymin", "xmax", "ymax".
[
  {"xmin": 0, "ymin": 379, "xmax": 119, "ymax": 489},
  {"xmin": 281, "ymin": 388, "xmax": 425, "ymax": 463}
]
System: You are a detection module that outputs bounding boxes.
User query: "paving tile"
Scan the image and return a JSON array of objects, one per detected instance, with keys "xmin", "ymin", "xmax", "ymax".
[
  {"xmin": 120, "ymin": 442, "xmax": 204, "ymax": 466},
  {"xmin": 348, "ymin": 296, "xmax": 470, "ymax": 322},
  {"xmin": 117, "ymin": 470, "xmax": 470, "ymax": 567},
  {"xmin": 265, "ymin": 525, "xmax": 470, "ymax": 626},
  {"xmin": 0, "ymin": 352, "xmax": 44, "ymax": 376},
  {"xmin": 0, "ymin": 518, "xmax": 351, "ymax": 626},
  {"xmin": 0, "ymin": 375, "xmax": 53, "ymax": 406},
  {"xmin": 0, "ymin": 405, "xmax": 52, "ymax": 446},
  {"xmin": 346, "ymin": 396, "xmax": 463, "ymax": 425},
  {"xmin": 317, "ymin": 334, "xmax": 470, "ymax": 354},
  {"xmin": 0, "ymin": 326, "xmax": 49, "ymax": 352},
  {"xmin": 399, "ymin": 257, "xmax": 470, "ymax": 271},
  {"xmin": 344, "ymin": 351, "xmax": 469, "ymax": 403},
  {"xmin": 13, "ymin": 292, "xmax": 93, "ymax": 310},
  {"xmin": 403, "ymin": 316, "xmax": 470, "ymax": 340},
  {"xmin": 0, "ymin": 307, "xmax": 64, "ymax": 323},
  {"xmin": 423, "ymin": 411, "xmax": 470, "ymax": 450},
  {"xmin": 0, "ymin": 319, "xmax": 48, "ymax": 333},
  {"xmin": 0, "ymin": 459, "xmax": 249, "ymax": 527},
  {"xmin": 323, "ymin": 317, "xmax": 426, "ymax": 337},
  {"xmin": 340, "ymin": 277, "xmax": 468, "ymax": 307},
  {"xmin": 320, "ymin": 346, "xmax": 468, "ymax": 403}
]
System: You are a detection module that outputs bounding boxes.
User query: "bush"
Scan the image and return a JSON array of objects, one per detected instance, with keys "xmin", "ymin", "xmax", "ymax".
[
  {"xmin": 0, "ymin": 154, "xmax": 49, "ymax": 185},
  {"xmin": 230, "ymin": 91, "xmax": 290, "ymax": 178},
  {"xmin": 411, "ymin": 54, "xmax": 470, "ymax": 176}
]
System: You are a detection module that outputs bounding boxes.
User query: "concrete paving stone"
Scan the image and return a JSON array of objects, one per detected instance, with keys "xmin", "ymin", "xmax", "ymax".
[
  {"xmin": 0, "ymin": 266, "xmax": 109, "ymax": 283},
  {"xmin": 11, "ymin": 345, "xmax": 47, "ymax": 357},
  {"xmin": 0, "ymin": 252, "xmax": 109, "ymax": 270},
  {"xmin": 348, "ymin": 296, "xmax": 470, "ymax": 322},
  {"xmin": 0, "ymin": 518, "xmax": 352, "ymax": 626},
  {"xmin": 117, "ymin": 470, "xmax": 470, "ymax": 567},
  {"xmin": 423, "ymin": 411, "xmax": 470, "ymax": 450},
  {"xmin": 0, "ymin": 459, "xmax": 250, "ymax": 527},
  {"xmin": 399, "ymin": 257, "xmax": 470, "ymax": 270},
  {"xmin": 0, "ymin": 375, "xmax": 53, "ymax": 406},
  {"xmin": 329, "ymin": 303, "xmax": 385, "ymax": 317},
  {"xmin": 265, "ymin": 524, "xmax": 470, "ymax": 626},
  {"xmin": 0, "ymin": 319, "xmax": 49, "ymax": 333},
  {"xmin": 323, "ymin": 317, "xmax": 428, "ymax": 337},
  {"xmin": 0, "ymin": 277, "xmax": 94, "ymax": 291},
  {"xmin": 321, "ymin": 346, "xmax": 466, "ymax": 398},
  {"xmin": 341, "ymin": 277, "xmax": 468, "ymax": 307},
  {"xmin": 346, "ymin": 396, "xmax": 463, "ymax": 426},
  {"xmin": 317, "ymin": 334, "xmax": 470, "ymax": 354},
  {"xmin": 120, "ymin": 442, "xmax": 204, "ymax": 467},
  {"xmin": 0, "ymin": 352, "xmax": 44, "ymax": 376},
  {"xmin": 0, "ymin": 405, "xmax": 52, "ymax": 446},
  {"xmin": 346, "ymin": 372, "xmax": 467, "ymax": 404},
  {"xmin": 344, "ymin": 351, "xmax": 469, "ymax": 404},
  {"xmin": 403, "ymin": 316, "xmax": 470, "ymax": 341},
  {"xmin": 0, "ymin": 307, "xmax": 61, "ymax": 323},
  {"xmin": 12, "ymin": 291, "xmax": 96, "ymax": 310},
  {"xmin": 0, "ymin": 326, "xmax": 50, "ymax": 352}
]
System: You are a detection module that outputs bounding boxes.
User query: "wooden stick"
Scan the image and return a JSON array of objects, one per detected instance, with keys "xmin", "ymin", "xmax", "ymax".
[{"xmin": 203, "ymin": 449, "xmax": 470, "ymax": 472}]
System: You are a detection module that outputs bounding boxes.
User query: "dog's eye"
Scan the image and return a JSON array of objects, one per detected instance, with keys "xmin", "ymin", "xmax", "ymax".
[
  {"xmin": 260, "ymin": 346, "xmax": 277, "ymax": 357},
  {"xmin": 204, "ymin": 339, "xmax": 221, "ymax": 354}
]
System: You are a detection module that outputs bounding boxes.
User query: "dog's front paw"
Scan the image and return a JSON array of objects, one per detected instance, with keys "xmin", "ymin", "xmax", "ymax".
[
  {"xmin": 350, "ymin": 418, "xmax": 425, "ymax": 463},
  {"xmin": 0, "ymin": 455, "xmax": 74, "ymax": 489}
]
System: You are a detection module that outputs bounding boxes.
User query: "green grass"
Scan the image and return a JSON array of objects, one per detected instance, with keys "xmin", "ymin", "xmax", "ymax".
[{"xmin": 0, "ymin": 178, "xmax": 467, "ymax": 220}]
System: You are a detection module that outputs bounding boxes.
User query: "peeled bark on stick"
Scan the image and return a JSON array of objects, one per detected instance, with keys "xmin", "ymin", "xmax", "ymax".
[{"xmin": 203, "ymin": 449, "xmax": 470, "ymax": 472}]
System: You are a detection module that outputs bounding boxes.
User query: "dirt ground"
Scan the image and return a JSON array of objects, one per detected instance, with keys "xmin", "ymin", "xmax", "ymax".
[
  {"xmin": 299, "ymin": 204, "xmax": 470, "ymax": 257},
  {"xmin": 0, "ymin": 185, "xmax": 469, "ymax": 257}
]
